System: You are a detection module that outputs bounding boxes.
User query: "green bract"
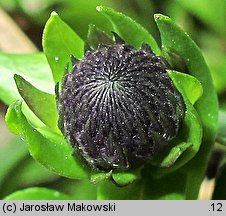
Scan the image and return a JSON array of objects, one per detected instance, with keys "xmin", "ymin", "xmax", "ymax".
[{"xmin": 3, "ymin": 6, "xmax": 218, "ymax": 200}]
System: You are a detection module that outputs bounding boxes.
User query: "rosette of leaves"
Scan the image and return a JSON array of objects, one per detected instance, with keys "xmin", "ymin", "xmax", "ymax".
[{"xmin": 2, "ymin": 6, "xmax": 218, "ymax": 200}]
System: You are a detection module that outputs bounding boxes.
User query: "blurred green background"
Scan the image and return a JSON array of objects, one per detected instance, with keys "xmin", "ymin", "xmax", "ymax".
[{"xmin": 1, "ymin": 0, "xmax": 226, "ymax": 93}]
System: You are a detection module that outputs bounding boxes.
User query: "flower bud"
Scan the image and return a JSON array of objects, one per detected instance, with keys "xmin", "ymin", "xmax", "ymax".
[{"xmin": 58, "ymin": 40, "xmax": 185, "ymax": 171}]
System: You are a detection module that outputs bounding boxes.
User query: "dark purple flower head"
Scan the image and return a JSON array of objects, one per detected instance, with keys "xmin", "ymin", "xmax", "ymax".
[{"xmin": 58, "ymin": 37, "xmax": 185, "ymax": 171}]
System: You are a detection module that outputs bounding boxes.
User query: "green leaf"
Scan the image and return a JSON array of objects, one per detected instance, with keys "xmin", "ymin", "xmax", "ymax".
[
  {"xmin": 43, "ymin": 11, "xmax": 84, "ymax": 84},
  {"xmin": 90, "ymin": 171, "xmax": 112, "ymax": 185},
  {"xmin": 158, "ymin": 142, "xmax": 193, "ymax": 168},
  {"xmin": 5, "ymin": 100, "xmax": 89, "ymax": 179},
  {"xmin": 0, "ymin": 52, "xmax": 54, "ymax": 105},
  {"xmin": 168, "ymin": 71, "xmax": 202, "ymax": 162},
  {"xmin": 152, "ymin": 71, "xmax": 202, "ymax": 174},
  {"xmin": 87, "ymin": 24, "xmax": 114, "ymax": 49},
  {"xmin": 166, "ymin": 70, "xmax": 203, "ymax": 105},
  {"xmin": 112, "ymin": 171, "xmax": 139, "ymax": 187},
  {"xmin": 216, "ymin": 110, "xmax": 226, "ymax": 146},
  {"xmin": 4, "ymin": 187, "xmax": 70, "ymax": 200},
  {"xmin": 5, "ymin": 100, "xmax": 44, "ymax": 135},
  {"xmin": 90, "ymin": 170, "xmax": 139, "ymax": 187},
  {"xmin": 97, "ymin": 171, "xmax": 185, "ymax": 200},
  {"xmin": 96, "ymin": 6, "xmax": 161, "ymax": 54},
  {"xmin": 14, "ymin": 74, "xmax": 59, "ymax": 131},
  {"xmin": 155, "ymin": 14, "xmax": 218, "ymax": 136},
  {"xmin": 155, "ymin": 14, "xmax": 218, "ymax": 199}
]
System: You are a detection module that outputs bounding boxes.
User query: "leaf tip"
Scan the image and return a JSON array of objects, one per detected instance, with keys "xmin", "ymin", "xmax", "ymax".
[
  {"xmin": 154, "ymin": 13, "xmax": 169, "ymax": 22},
  {"xmin": 154, "ymin": 14, "xmax": 162, "ymax": 21},
  {"xmin": 51, "ymin": 11, "xmax": 58, "ymax": 17},
  {"xmin": 13, "ymin": 74, "xmax": 20, "ymax": 81},
  {"xmin": 112, "ymin": 172, "xmax": 139, "ymax": 187},
  {"xmin": 5, "ymin": 100, "xmax": 23, "ymax": 135},
  {"xmin": 14, "ymin": 74, "xmax": 24, "ymax": 88}
]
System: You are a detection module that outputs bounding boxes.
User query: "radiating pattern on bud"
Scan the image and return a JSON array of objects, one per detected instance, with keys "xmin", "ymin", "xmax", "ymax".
[{"xmin": 58, "ymin": 42, "xmax": 185, "ymax": 171}]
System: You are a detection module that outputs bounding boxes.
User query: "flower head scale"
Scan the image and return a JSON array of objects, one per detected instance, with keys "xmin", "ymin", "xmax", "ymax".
[{"xmin": 58, "ymin": 33, "xmax": 185, "ymax": 171}]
